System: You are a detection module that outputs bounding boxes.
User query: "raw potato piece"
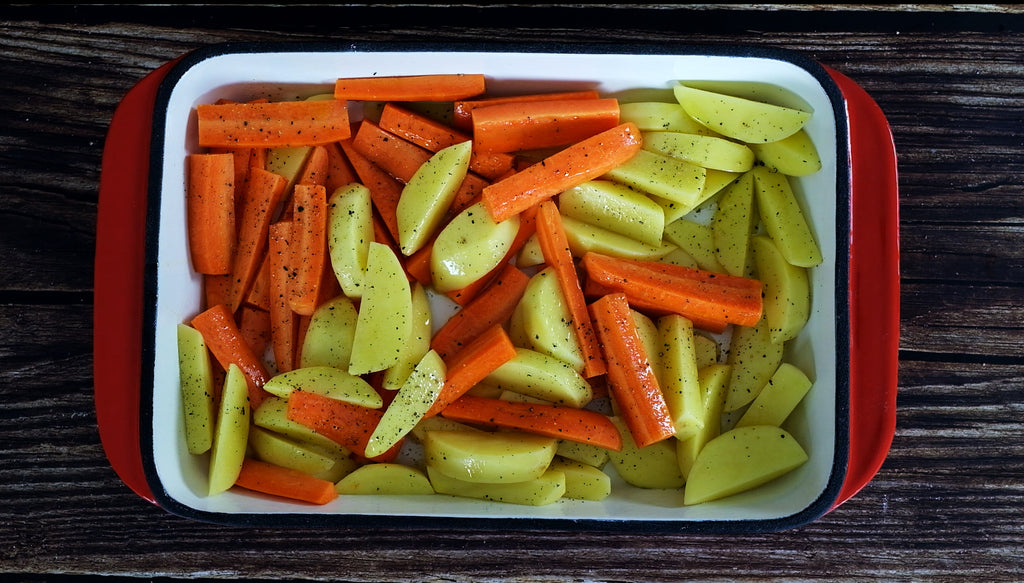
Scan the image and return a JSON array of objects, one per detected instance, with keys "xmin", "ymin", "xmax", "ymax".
[
  {"xmin": 484, "ymin": 347, "xmax": 594, "ymax": 407},
  {"xmin": 335, "ymin": 463, "xmax": 434, "ymax": 495},
  {"xmin": 750, "ymin": 129, "xmax": 822, "ymax": 177},
  {"xmin": 725, "ymin": 317, "xmax": 785, "ymax": 413},
  {"xmin": 677, "ymin": 364, "xmax": 730, "ymax": 480},
  {"xmin": 208, "ymin": 364, "xmax": 250, "ymax": 496},
  {"xmin": 752, "ymin": 166, "xmax": 823, "ymax": 268},
  {"xmin": 253, "ymin": 396, "xmax": 351, "ymax": 456},
  {"xmin": 618, "ymin": 101, "xmax": 716, "ymax": 135},
  {"xmin": 712, "ymin": 171, "xmax": 756, "ymax": 277},
  {"xmin": 364, "ymin": 350, "xmax": 446, "ymax": 458},
  {"xmin": 249, "ymin": 426, "xmax": 338, "ymax": 476},
  {"xmin": 382, "ymin": 282, "xmax": 432, "ymax": 390},
  {"xmin": 558, "ymin": 180, "xmax": 665, "ymax": 247},
  {"xmin": 427, "ymin": 465, "xmax": 566, "ymax": 506},
  {"xmin": 604, "ymin": 149, "xmax": 707, "ymax": 209},
  {"xmin": 735, "ymin": 363, "xmax": 813, "ymax": 428},
  {"xmin": 662, "ymin": 219, "xmax": 726, "ymax": 274},
  {"xmin": 562, "ymin": 216, "xmax": 674, "ymax": 261},
  {"xmin": 431, "ymin": 201, "xmax": 520, "ymax": 293},
  {"xmin": 751, "ymin": 234, "xmax": 810, "ymax": 343},
  {"xmin": 423, "ymin": 429, "xmax": 557, "ymax": 484},
  {"xmin": 606, "ymin": 417, "xmax": 686, "ymax": 489},
  {"xmin": 549, "ymin": 457, "xmax": 612, "ymax": 501},
  {"xmin": 655, "ymin": 315, "xmax": 704, "ymax": 442},
  {"xmin": 683, "ymin": 425, "xmax": 809, "ymax": 505},
  {"xmin": 299, "ymin": 295, "xmax": 358, "ymax": 369},
  {"xmin": 643, "ymin": 131, "xmax": 755, "ymax": 173},
  {"xmin": 397, "ymin": 140, "xmax": 473, "ymax": 255},
  {"xmin": 327, "ymin": 183, "xmax": 373, "ymax": 299},
  {"xmin": 674, "ymin": 83, "xmax": 811, "ymax": 143},
  {"xmin": 518, "ymin": 268, "xmax": 585, "ymax": 373},
  {"xmin": 262, "ymin": 366, "xmax": 383, "ymax": 409},
  {"xmin": 176, "ymin": 324, "xmax": 215, "ymax": 455},
  {"xmin": 349, "ymin": 242, "xmax": 412, "ymax": 375}
]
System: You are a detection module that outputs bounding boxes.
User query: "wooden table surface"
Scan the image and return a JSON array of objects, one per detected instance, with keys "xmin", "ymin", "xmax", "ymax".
[{"xmin": 2, "ymin": 4, "xmax": 1023, "ymax": 581}]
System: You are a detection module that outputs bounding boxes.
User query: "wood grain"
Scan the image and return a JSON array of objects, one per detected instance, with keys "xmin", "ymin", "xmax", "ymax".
[{"xmin": 1, "ymin": 5, "xmax": 1023, "ymax": 581}]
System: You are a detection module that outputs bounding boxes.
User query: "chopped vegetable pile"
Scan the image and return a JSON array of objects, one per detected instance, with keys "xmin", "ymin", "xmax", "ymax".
[{"xmin": 177, "ymin": 72, "xmax": 823, "ymax": 508}]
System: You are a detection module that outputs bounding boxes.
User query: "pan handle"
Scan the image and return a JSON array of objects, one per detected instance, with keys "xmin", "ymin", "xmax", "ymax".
[
  {"xmin": 825, "ymin": 65, "xmax": 900, "ymax": 509},
  {"xmin": 93, "ymin": 60, "xmax": 179, "ymax": 505}
]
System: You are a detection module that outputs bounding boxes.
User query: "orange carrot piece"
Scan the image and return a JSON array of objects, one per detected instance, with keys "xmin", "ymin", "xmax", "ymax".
[
  {"xmin": 268, "ymin": 220, "xmax": 299, "ymax": 372},
  {"xmin": 323, "ymin": 141, "xmax": 359, "ymax": 194},
  {"xmin": 404, "ymin": 244, "xmax": 434, "ymax": 286},
  {"xmin": 186, "ymin": 153, "xmax": 236, "ymax": 274},
  {"xmin": 224, "ymin": 167, "xmax": 288, "ymax": 313},
  {"xmin": 581, "ymin": 252, "xmax": 763, "ymax": 331},
  {"xmin": 297, "ymin": 144, "xmax": 329, "ymax": 187},
  {"xmin": 472, "ymin": 98, "xmax": 621, "ymax": 154},
  {"xmin": 378, "ymin": 102, "xmax": 515, "ymax": 180},
  {"xmin": 430, "ymin": 262, "xmax": 530, "ymax": 360},
  {"xmin": 480, "ymin": 122, "xmax": 643, "ymax": 223},
  {"xmin": 452, "ymin": 89, "xmax": 602, "ymax": 131},
  {"xmin": 244, "ymin": 251, "xmax": 272, "ymax": 312},
  {"xmin": 249, "ymin": 147, "xmax": 267, "ymax": 172},
  {"xmin": 588, "ymin": 293, "xmax": 676, "ymax": 448},
  {"xmin": 288, "ymin": 184, "xmax": 329, "ymax": 316},
  {"xmin": 189, "ymin": 303, "xmax": 271, "ymax": 409},
  {"xmin": 340, "ymin": 140, "xmax": 403, "ymax": 243},
  {"xmin": 203, "ymin": 273, "xmax": 232, "ymax": 311},
  {"xmin": 234, "ymin": 458, "xmax": 338, "ymax": 505},
  {"xmin": 238, "ymin": 304, "xmax": 271, "ymax": 358},
  {"xmin": 535, "ymin": 200, "xmax": 606, "ymax": 378},
  {"xmin": 334, "ymin": 73, "xmax": 486, "ymax": 102},
  {"xmin": 209, "ymin": 147, "xmax": 254, "ymax": 226},
  {"xmin": 425, "ymin": 324, "xmax": 518, "ymax": 418},
  {"xmin": 285, "ymin": 390, "xmax": 403, "ymax": 462},
  {"xmin": 197, "ymin": 99, "xmax": 351, "ymax": 148},
  {"xmin": 441, "ymin": 394, "xmax": 623, "ymax": 452}
]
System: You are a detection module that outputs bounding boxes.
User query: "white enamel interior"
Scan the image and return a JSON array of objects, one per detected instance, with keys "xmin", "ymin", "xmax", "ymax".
[{"xmin": 150, "ymin": 49, "xmax": 840, "ymax": 524}]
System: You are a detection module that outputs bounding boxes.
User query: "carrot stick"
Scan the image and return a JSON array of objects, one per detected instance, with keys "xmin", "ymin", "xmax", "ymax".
[
  {"xmin": 268, "ymin": 220, "xmax": 299, "ymax": 372},
  {"xmin": 425, "ymin": 324, "xmax": 518, "ymax": 418},
  {"xmin": 441, "ymin": 394, "xmax": 623, "ymax": 451},
  {"xmin": 285, "ymin": 390, "xmax": 403, "ymax": 462},
  {"xmin": 296, "ymin": 144, "xmax": 329, "ymax": 187},
  {"xmin": 581, "ymin": 252, "xmax": 763, "ymax": 331},
  {"xmin": 535, "ymin": 200, "xmax": 606, "ymax": 378},
  {"xmin": 238, "ymin": 304, "xmax": 271, "ymax": 358},
  {"xmin": 209, "ymin": 147, "xmax": 254, "ymax": 226},
  {"xmin": 452, "ymin": 89, "xmax": 602, "ymax": 131},
  {"xmin": 203, "ymin": 273, "xmax": 232, "ymax": 311},
  {"xmin": 472, "ymin": 98, "xmax": 621, "ymax": 153},
  {"xmin": 404, "ymin": 244, "xmax": 434, "ymax": 286},
  {"xmin": 224, "ymin": 167, "xmax": 288, "ymax": 312},
  {"xmin": 588, "ymin": 292, "xmax": 675, "ymax": 448},
  {"xmin": 323, "ymin": 141, "xmax": 359, "ymax": 194},
  {"xmin": 334, "ymin": 73, "xmax": 486, "ymax": 102},
  {"xmin": 378, "ymin": 102, "xmax": 515, "ymax": 180},
  {"xmin": 186, "ymin": 153, "xmax": 236, "ymax": 274},
  {"xmin": 197, "ymin": 99, "xmax": 351, "ymax": 148},
  {"xmin": 340, "ymin": 140, "xmax": 403, "ymax": 243},
  {"xmin": 244, "ymin": 251, "xmax": 271, "ymax": 312},
  {"xmin": 480, "ymin": 122, "xmax": 643, "ymax": 223},
  {"xmin": 189, "ymin": 303, "xmax": 271, "ymax": 409},
  {"xmin": 288, "ymin": 184, "xmax": 329, "ymax": 316},
  {"xmin": 430, "ymin": 262, "xmax": 530, "ymax": 360},
  {"xmin": 234, "ymin": 458, "xmax": 338, "ymax": 505}
]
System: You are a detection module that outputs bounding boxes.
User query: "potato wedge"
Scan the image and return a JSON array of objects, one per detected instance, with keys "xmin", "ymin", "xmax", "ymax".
[
  {"xmin": 335, "ymin": 463, "xmax": 434, "ymax": 495},
  {"xmin": 558, "ymin": 180, "xmax": 665, "ymax": 247},
  {"xmin": 327, "ymin": 182, "xmax": 373, "ymax": 298},
  {"xmin": 549, "ymin": 457, "xmax": 612, "ymax": 501},
  {"xmin": 725, "ymin": 316, "xmax": 785, "ymax": 413},
  {"xmin": 643, "ymin": 131, "xmax": 755, "ymax": 173},
  {"xmin": 364, "ymin": 350, "xmax": 446, "ymax": 458},
  {"xmin": 661, "ymin": 218, "xmax": 725, "ymax": 273},
  {"xmin": 298, "ymin": 294, "xmax": 358, "ymax": 370},
  {"xmin": 249, "ymin": 425, "xmax": 338, "ymax": 476},
  {"xmin": 619, "ymin": 101, "xmax": 716, "ymax": 135},
  {"xmin": 752, "ymin": 166, "xmax": 823, "ymax": 268},
  {"xmin": 712, "ymin": 171, "xmax": 756, "ymax": 277},
  {"xmin": 655, "ymin": 315, "xmax": 704, "ymax": 442},
  {"xmin": 562, "ymin": 215, "xmax": 675, "ymax": 261},
  {"xmin": 751, "ymin": 234, "xmax": 810, "ymax": 343},
  {"xmin": 348, "ymin": 242, "xmax": 412, "ymax": 375},
  {"xmin": 208, "ymin": 364, "xmax": 250, "ymax": 496},
  {"xmin": 431, "ymin": 201, "xmax": 519, "ymax": 293},
  {"xmin": 423, "ymin": 429, "xmax": 558, "ymax": 484},
  {"xmin": 676, "ymin": 364, "xmax": 730, "ymax": 480},
  {"xmin": 176, "ymin": 323, "xmax": 215, "ymax": 455},
  {"xmin": 427, "ymin": 465, "xmax": 565, "ymax": 506},
  {"xmin": 397, "ymin": 140, "xmax": 472, "ymax": 255},
  {"xmin": 683, "ymin": 424, "xmax": 808, "ymax": 505},
  {"xmin": 604, "ymin": 149, "xmax": 706, "ymax": 208},
  {"xmin": 484, "ymin": 347, "xmax": 593, "ymax": 407},
  {"xmin": 674, "ymin": 83, "xmax": 811, "ymax": 143},
  {"xmin": 519, "ymin": 268, "xmax": 585, "ymax": 372},
  {"xmin": 735, "ymin": 362, "xmax": 813, "ymax": 428},
  {"xmin": 607, "ymin": 416, "xmax": 686, "ymax": 489},
  {"xmin": 750, "ymin": 129, "xmax": 822, "ymax": 176},
  {"xmin": 262, "ymin": 366, "xmax": 382, "ymax": 409}
]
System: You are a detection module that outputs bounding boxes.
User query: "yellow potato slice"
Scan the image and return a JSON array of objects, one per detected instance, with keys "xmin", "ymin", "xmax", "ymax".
[
  {"xmin": 327, "ymin": 182, "xmax": 373, "ymax": 299},
  {"xmin": 431, "ymin": 201, "xmax": 519, "ymax": 293},
  {"xmin": 262, "ymin": 366, "xmax": 383, "ymax": 408},
  {"xmin": 604, "ymin": 149, "xmax": 707, "ymax": 208},
  {"xmin": 751, "ymin": 234, "xmax": 810, "ymax": 343},
  {"xmin": 712, "ymin": 171, "xmax": 756, "ymax": 277},
  {"xmin": 674, "ymin": 83, "xmax": 812, "ymax": 143},
  {"xmin": 519, "ymin": 268, "xmax": 585, "ymax": 373},
  {"xmin": 364, "ymin": 350, "xmax": 446, "ymax": 459},
  {"xmin": 427, "ymin": 465, "xmax": 566, "ymax": 506},
  {"xmin": 607, "ymin": 417, "xmax": 686, "ymax": 489},
  {"xmin": 752, "ymin": 166, "xmax": 823, "ymax": 268},
  {"xmin": 298, "ymin": 295, "xmax": 358, "ymax": 370},
  {"xmin": 208, "ymin": 364, "xmax": 250, "ymax": 496},
  {"xmin": 176, "ymin": 323, "xmax": 215, "ymax": 455},
  {"xmin": 549, "ymin": 457, "xmax": 612, "ymax": 501},
  {"xmin": 683, "ymin": 425, "xmax": 808, "ymax": 505},
  {"xmin": 558, "ymin": 180, "xmax": 665, "ymax": 247},
  {"xmin": 750, "ymin": 129, "xmax": 822, "ymax": 176},
  {"xmin": 676, "ymin": 364, "xmax": 730, "ymax": 480},
  {"xmin": 662, "ymin": 218, "xmax": 725, "ymax": 273},
  {"xmin": 349, "ymin": 242, "xmax": 412, "ymax": 375},
  {"xmin": 248, "ymin": 426, "xmax": 337, "ymax": 476},
  {"xmin": 382, "ymin": 282, "xmax": 432, "ymax": 390},
  {"xmin": 484, "ymin": 347, "xmax": 593, "ymax": 407},
  {"xmin": 562, "ymin": 215, "xmax": 675, "ymax": 261},
  {"xmin": 335, "ymin": 463, "xmax": 434, "ymax": 496},
  {"xmin": 725, "ymin": 317, "xmax": 785, "ymax": 413},
  {"xmin": 735, "ymin": 362, "xmax": 814, "ymax": 428},
  {"xmin": 643, "ymin": 131, "xmax": 755, "ymax": 173},
  {"xmin": 423, "ymin": 429, "xmax": 558, "ymax": 484},
  {"xmin": 252, "ymin": 396, "xmax": 350, "ymax": 456},
  {"xmin": 618, "ymin": 101, "xmax": 716, "ymax": 135},
  {"xmin": 655, "ymin": 315, "xmax": 705, "ymax": 442},
  {"xmin": 397, "ymin": 140, "xmax": 472, "ymax": 255}
]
